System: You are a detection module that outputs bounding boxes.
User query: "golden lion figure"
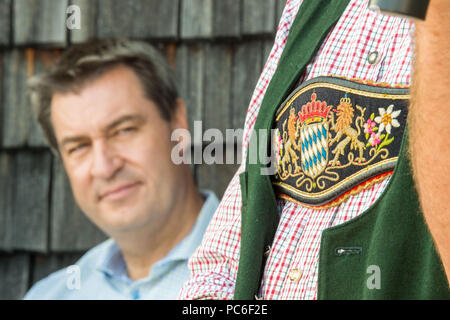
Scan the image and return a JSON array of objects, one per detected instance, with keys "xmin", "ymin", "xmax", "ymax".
[
  {"xmin": 328, "ymin": 97, "xmax": 366, "ymax": 166},
  {"xmin": 280, "ymin": 108, "xmax": 302, "ymax": 175}
]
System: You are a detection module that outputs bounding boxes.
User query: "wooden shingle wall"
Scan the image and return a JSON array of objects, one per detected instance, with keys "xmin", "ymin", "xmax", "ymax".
[{"xmin": 0, "ymin": 0, "xmax": 286, "ymax": 299}]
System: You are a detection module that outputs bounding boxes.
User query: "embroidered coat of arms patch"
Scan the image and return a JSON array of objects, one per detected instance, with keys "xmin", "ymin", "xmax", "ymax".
[{"xmin": 271, "ymin": 76, "xmax": 409, "ymax": 208}]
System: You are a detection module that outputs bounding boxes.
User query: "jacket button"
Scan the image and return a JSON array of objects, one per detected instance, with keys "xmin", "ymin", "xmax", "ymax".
[
  {"xmin": 367, "ymin": 51, "xmax": 381, "ymax": 65},
  {"xmin": 288, "ymin": 268, "xmax": 303, "ymax": 282}
]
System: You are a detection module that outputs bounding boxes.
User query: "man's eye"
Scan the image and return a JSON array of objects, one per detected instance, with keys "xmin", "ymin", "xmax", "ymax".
[
  {"xmin": 68, "ymin": 144, "xmax": 88, "ymax": 155},
  {"xmin": 115, "ymin": 127, "xmax": 136, "ymax": 135}
]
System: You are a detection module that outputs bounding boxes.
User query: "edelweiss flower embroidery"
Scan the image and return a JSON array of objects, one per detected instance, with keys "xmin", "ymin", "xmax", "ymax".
[
  {"xmin": 365, "ymin": 104, "xmax": 402, "ymax": 151},
  {"xmin": 374, "ymin": 104, "xmax": 401, "ymax": 134}
]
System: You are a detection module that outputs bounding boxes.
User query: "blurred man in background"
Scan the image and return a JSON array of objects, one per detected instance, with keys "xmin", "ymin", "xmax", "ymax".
[{"xmin": 24, "ymin": 39, "xmax": 218, "ymax": 299}]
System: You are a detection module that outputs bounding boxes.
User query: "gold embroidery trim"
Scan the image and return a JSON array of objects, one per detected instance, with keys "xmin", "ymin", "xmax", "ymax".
[
  {"xmin": 273, "ymin": 157, "xmax": 397, "ymax": 198},
  {"xmin": 275, "ymin": 82, "xmax": 410, "ymax": 121},
  {"xmin": 277, "ymin": 171, "xmax": 392, "ymax": 210},
  {"xmin": 328, "ymin": 75, "xmax": 410, "ymax": 89}
]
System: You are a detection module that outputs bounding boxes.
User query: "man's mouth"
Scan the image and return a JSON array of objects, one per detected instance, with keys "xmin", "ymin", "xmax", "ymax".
[{"xmin": 99, "ymin": 182, "xmax": 141, "ymax": 201}]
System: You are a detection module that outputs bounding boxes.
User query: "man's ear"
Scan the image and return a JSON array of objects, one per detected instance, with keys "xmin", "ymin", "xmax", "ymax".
[
  {"xmin": 170, "ymin": 98, "xmax": 189, "ymax": 132},
  {"xmin": 169, "ymin": 98, "xmax": 192, "ymax": 160}
]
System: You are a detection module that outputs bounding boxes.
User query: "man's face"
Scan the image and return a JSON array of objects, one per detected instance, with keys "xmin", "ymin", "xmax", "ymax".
[{"xmin": 51, "ymin": 65, "xmax": 186, "ymax": 235}]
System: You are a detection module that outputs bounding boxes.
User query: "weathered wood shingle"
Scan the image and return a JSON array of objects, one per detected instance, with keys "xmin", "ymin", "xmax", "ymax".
[
  {"xmin": 50, "ymin": 160, "xmax": 107, "ymax": 252},
  {"xmin": 231, "ymin": 40, "xmax": 264, "ymax": 129},
  {"xmin": 242, "ymin": 0, "xmax": 277, "ymax": 36},
  {"xmin": 203, "ymin": 43, "xmax": 233, "ymax": 135},
  {"xmin": 180, "ymin": 0, "xmax": 213, "ymax": 39},
  {"xmin": 0, "ymin": 51, "xmax": 3, "ymax": 146},
  {"xmin": 0, "ymin": 0, "xmax": 11, "ymax": 47},
  {"xmin": 0, "ymin": 253, "xmax": 30, "ymax": 299},
  {"xmin": 69, "ymin": 0, "xmax": 98, "ymax": 43},
  {"xmin": 28, "ymin": 49, "xmax": 62, "ymax": 147},
  {"xmin": 196, "ymin": 160, "xmax": 240, "ymax": 198},
  {"xmin": 2, "ymin": 50, "xmax": 29, "ymax": 147},
  {"xmin": 263, "ymin": 38, "xmax": 275, "ymax": 63},
  {"xmin": 212, "ymin": 0, "xmax": 241, "ymax": 38},
  {"xmin": 175, "ymin": 44, "xmax": 205, "ymax": 132},
  {"xmin": 31, "ymin": 252, "xmax": 83, "ymax": 285},
  {"xmin": 276, "ymin": 0, "xmax": 289, "ymax": 25},
  {"xmin": 13, "ymin": 0, "xmax": 68, "ymax": 47},
  {"xmin": 0, "ymin": 152, "xmax": 14, "ymax": 251},
  {"xmin": 1, "ymin": 49, "xmax": 48, "ymax": 147},
  {"xmin": 97, "ymin": 0, "xmax": 179, "ymax": 40},
  {"xmin": 181, "ymin": 0, "xmax": 243, "ymax": 39},
  {"xmin": 12, "ymin": 150, "xmax": 51, "ymax": 252}
]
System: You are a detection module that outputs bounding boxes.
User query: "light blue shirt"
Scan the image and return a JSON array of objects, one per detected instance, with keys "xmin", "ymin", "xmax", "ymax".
[{"xmin": 24, "ymin": 190, "xmax": 219, "ymax": 300}]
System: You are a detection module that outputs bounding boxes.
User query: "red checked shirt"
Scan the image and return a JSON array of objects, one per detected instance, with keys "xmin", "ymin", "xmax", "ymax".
[{"xmin": 179, "ymin": 0, "xmax": 414, "ymax": 300}]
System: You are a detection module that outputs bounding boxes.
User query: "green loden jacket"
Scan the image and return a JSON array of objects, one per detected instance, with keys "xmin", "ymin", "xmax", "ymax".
[{"xmin": 234, "ymin": 0, "xmax": 450, "ymax": 300}]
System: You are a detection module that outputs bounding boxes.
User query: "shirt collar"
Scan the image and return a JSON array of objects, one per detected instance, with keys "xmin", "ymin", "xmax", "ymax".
[
  {"xmin": 159, "ymin": 189, "xmax": 219, "ymax": 263},
  {"xmin": 95, "ymin": 189, "xmax": 219, "ymax": 279},
  {"xmin": 95, "ymin": 239, "xmax": 127, "ymax": 279}
]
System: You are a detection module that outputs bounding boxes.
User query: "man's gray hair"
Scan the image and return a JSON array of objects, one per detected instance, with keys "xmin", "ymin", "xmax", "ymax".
[{"xmin": 28, "ymin": 39, "xmax": 179, "ymax": 155}]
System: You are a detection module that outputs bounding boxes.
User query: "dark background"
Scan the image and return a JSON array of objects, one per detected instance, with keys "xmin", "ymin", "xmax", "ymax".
[{"xmin": 0, "ymin": 0, "xmax": 287, "ymax": 299}]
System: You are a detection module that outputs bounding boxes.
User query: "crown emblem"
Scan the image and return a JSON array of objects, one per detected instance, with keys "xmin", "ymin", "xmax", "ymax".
[
  {"xmin": 298, "ymin": 92, "xmax": 332, "ymax": 124},
  {"xmin": 339, "ymin": 95, "xmax": 352, "ymax": 105}
]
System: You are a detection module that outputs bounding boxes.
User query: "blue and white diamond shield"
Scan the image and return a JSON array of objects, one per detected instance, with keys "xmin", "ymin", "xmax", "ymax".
[{"xmin": 300, "ymin": 121, "xmax": 328, "ymax": 179}]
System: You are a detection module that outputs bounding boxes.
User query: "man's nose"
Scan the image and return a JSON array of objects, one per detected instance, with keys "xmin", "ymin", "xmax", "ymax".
[{"xmin": 90, "ymin": 140, "xmax": 123, "ymax": 179}]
